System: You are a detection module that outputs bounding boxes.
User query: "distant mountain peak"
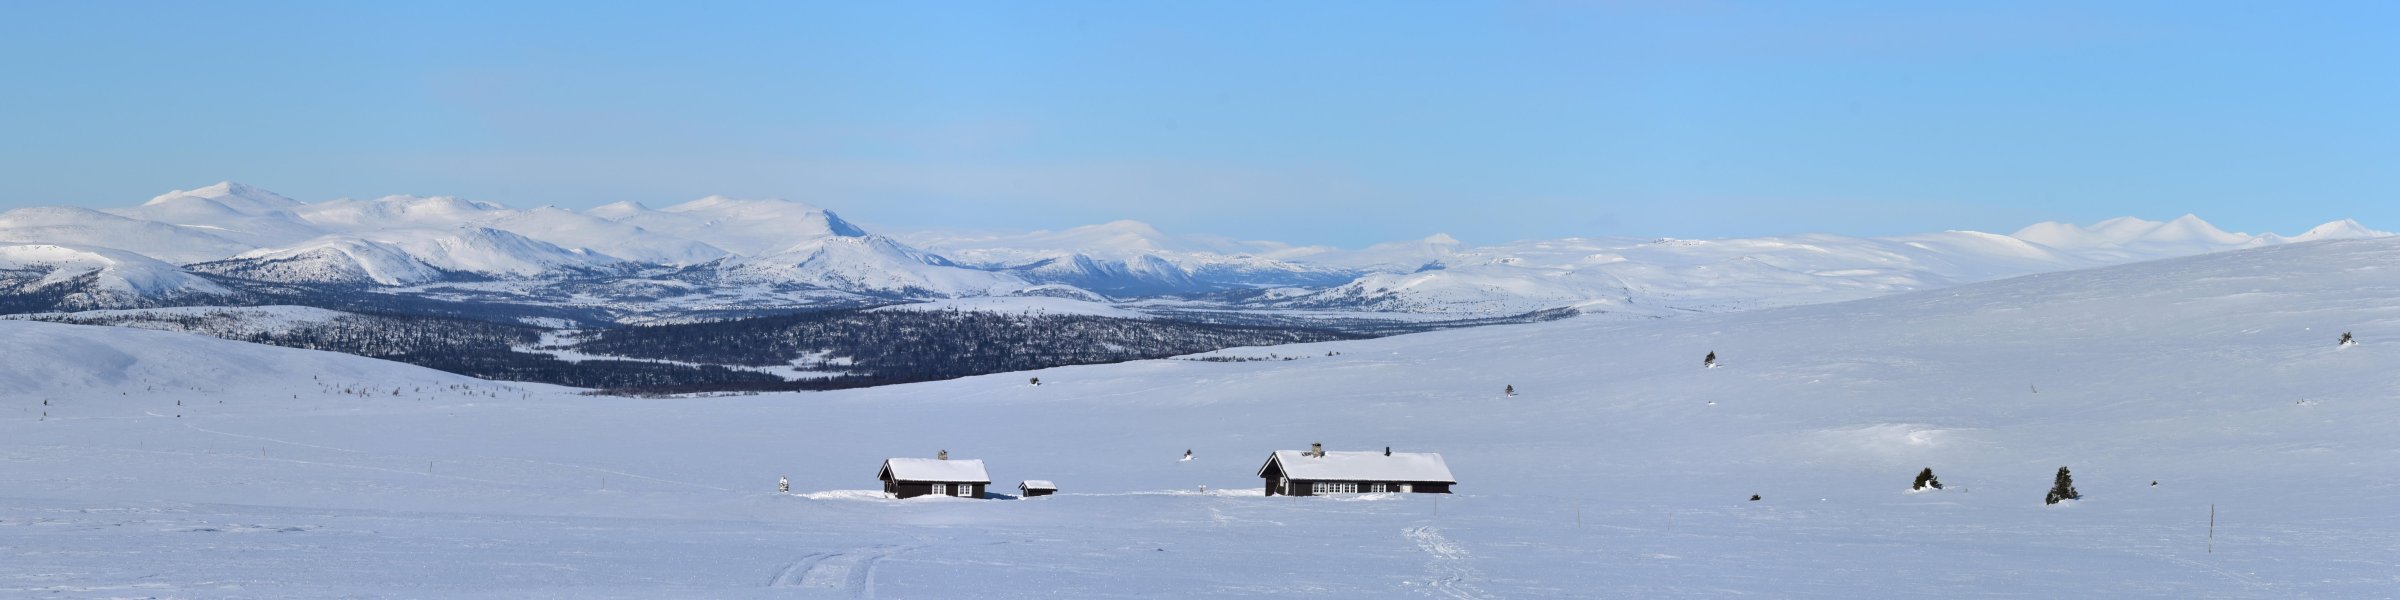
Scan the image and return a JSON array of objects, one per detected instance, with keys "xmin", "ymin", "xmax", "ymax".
[
  {"xmin": 2013, "ymin": 214, "xmax": 2249, "ymax": 250},
  {"xmin": 586, "ymin": 200, "xmax": 652, "ymax": 218},
  {"xmin": 1087, "ymin": 219, "xmax": 1167, "ymax": 235},
  {"xmin": 143, "ymin": 181, "xmax": 302, "ymax": 214},
  {"xmin": 2288, "ymin": 218, "xmax": 2391, "ymax": 243}
]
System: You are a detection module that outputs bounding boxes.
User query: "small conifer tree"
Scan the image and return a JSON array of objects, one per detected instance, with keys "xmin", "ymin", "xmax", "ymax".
[
  {"xmin": 1505, "ymin": 384, "xmax": 1516, "ymax": 396},
  {"xmin": 1029, "ymin": 377, "xmax": 1041, "ymax": 386},
  {"xmin": 2044, "ymin": 466, "xmax": 2081, "ymax": 505},
  {"xmin": 1913, "ymin": 467, "xmax": 1943, "ymax": 491},
  {"xmin": 1704, "ymin": 351, "xmax": 1717, "ymax": 367}
]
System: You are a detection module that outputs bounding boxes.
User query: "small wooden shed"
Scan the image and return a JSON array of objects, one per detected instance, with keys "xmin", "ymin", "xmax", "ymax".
[
  {"xmin": 1258, "ymin": 444, "xmax": 1455, "ymax": 496},
  {"xmin": 1018, "ymin": 480, "xmax": 1057, "ymax": 498},
  {"xmin": 878, "ymin": 455, "xmax": 991, "ymax": 499}
]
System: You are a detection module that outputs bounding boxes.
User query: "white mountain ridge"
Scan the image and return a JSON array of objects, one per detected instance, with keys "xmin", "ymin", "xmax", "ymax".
[{"xmin": 0, "ymin": 181, "xmax": 2385, "ymax": 316}]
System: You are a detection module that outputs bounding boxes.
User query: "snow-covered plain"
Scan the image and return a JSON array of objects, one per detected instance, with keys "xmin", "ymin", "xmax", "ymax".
[{"xmin": 7, "ymin": 237, "xmax": 2400, "ymax": 597}]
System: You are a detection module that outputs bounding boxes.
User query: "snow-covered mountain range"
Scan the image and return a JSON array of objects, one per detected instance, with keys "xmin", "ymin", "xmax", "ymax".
[{"xmin": 0, "ymin": 181, "xmax": 2384, "ymax": 319}]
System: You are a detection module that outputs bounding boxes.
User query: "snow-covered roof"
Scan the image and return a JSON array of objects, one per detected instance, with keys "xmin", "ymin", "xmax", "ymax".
[
  {"xmin": 1260, "ymin": 450, "xmax": 1455, "ymax": 483},
  {"xmin": 879, "ymin": 458, "xmax": 990, "ymax": 483},
  {"xmin": 1019, "ymin": 480, "xmax": 1056, "ymax": 490}
]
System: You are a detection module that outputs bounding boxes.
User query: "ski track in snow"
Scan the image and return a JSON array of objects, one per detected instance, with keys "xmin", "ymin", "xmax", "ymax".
[
  {"xmin": 768, "ymin": 544, "xmax": 918, "ymax": 598},
  {"xmin": 497, "ymin": 457, "xmax": 739, "ymax": 493},
  {"xmin": 116, "ymin": 447, "xmax": 518, "ymax": 486},
  {"xmin": 173, "ymin": 421, "xmax": 368, "ymax": 454},
  {"xmin": 2146, "ymin": 552, "xmax": 2273, "ymax": 592},
  {"xmin": 1403, "ymin": 526, "xmax": 1493, "ymax": 600},
  {"xmin": 154, "ymin": 416, "xmax": 734, "ymax": 493}
]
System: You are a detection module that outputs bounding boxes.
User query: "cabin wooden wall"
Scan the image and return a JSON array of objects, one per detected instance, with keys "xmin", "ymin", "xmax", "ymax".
[
  {"xmin": 1275, "ymin": 480, "xmax": 1453, "ymax": 496},
  {"xmin": 884, "ymin": 481, "xmax": 984, "ymax": 499}
]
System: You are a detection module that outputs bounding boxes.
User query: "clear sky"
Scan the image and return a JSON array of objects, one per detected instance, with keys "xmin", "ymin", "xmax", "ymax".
[{"xmin": 2, "ymin": 1, "xmax": 2395, "ymax": 246}]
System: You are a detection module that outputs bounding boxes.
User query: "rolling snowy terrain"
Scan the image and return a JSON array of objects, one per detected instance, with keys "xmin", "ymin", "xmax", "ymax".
[{"xmin": 7, "ymin": 237, "xmax": 2400, "ymax": 597}]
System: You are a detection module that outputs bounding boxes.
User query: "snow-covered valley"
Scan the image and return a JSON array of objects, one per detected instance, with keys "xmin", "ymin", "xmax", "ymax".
[{"xmin": 7, "ymin": 236, "xmax": 2400, "ymax": 597}]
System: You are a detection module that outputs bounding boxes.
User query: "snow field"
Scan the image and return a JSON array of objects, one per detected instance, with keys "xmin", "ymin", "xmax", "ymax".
[{"xmin": 9, "ymin": 237, "xmax": 2400, "ymax": 595}]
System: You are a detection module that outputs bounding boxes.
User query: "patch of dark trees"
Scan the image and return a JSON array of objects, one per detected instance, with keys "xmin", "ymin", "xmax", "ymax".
[
  {"xmin": 0, "ymin": 272, "xmax": 614, "ymax": 327},
  {"xmin": 572, "ymin": 308, "xmax": 1364, "ymax": 394},
  {"xmin": 15, "ymin": 308, "xmax": 781, "ymax": 390},
  {"xmin": 1140, "ymin": 305, "xmax": 1580, "ymax": 335}
]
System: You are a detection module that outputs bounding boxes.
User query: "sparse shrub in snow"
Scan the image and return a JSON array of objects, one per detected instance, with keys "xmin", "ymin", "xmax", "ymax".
[
  {"xmin": 1029, "ymin": 377, "xmax": 1041, "ymax": 386},
  {"xmin": 1504, "ymin": 384, "xmax": 1515, "ymax": 397},
  {"xmin": 2045, "ymin": 466, "xmax": 2081, "ymax": 505},
  {"xmin": 2339, "ymin": 331, "xmax": 2356, "ymax": 347},
  {"xmin": 1913, "ymin": 468, "xmax": 1944, "ymax": 491},
  {"xmin": 1749, "ymin": 494, "xmax": 1761, "ymax": 501}
]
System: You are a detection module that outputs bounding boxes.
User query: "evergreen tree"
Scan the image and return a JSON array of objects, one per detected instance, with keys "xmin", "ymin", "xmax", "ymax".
[
  {"xmin": 1704, "ymin": 351, "xmax": 1717, "ymax": 368},
  {"xmin": 2340, "ymin": 331, "xmax": 2355, "ymax": 346},
  {"xmin": 1505, "ymin": 384, "xmax": 1516, "ymax": 396},
  {"xmin": 2044, "ymin": 466, "xmax": 2081, "ymax": 505},
  {"xmin": 1913, "ymin": 467, "xmax": 1943, "ymax": 490}
]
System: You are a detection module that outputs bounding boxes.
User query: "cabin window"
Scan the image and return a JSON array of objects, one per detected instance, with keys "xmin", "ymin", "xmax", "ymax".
[
  {"xmin": 955, "ymin": 484, "xmax": 974, "ymax": 498},
  {"xmin": 1367, "ymin": 483, "xmax": 1388, "ymax": 493},
  {"xmin": 929, "ymin": 483, "xmax": 948, "ymax": 496},
  {"xmin": 1399, "ymin": 484, "xmax": 1413, "ymax": 493},
  {"xmin": 1311, "ymin": 482, "xmax": 1359, "ymax": 494}
]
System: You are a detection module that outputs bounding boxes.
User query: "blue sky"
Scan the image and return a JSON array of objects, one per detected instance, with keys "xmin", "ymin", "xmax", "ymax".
[{"xmin": 2, "ymin": 1, "xmax": 2394, "ymax": 246}]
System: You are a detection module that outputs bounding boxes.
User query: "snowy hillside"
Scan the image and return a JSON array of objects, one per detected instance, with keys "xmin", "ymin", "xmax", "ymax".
[
  {"xmin": 713, "ymin": 234, "xmax": 1031, "ymax": 297},
  {"xmin": 590, "ymin": 196, "xmax": 870, "ymax": 256},
  {"xmin": 1270, "ymin": 224, "xmax": 2381, "ymax": 314},
  {"xmin": 0, "ymin": 243, "xmax": 229, "ymax": 308},
  {"xmin": 200, "ymin": 228, "xmax": 622, "ymax": 285},
  {"xmin": 0, "ymin": 206, "xmax": 253, "ymax": 263},
  {"xmin": 106, "ymin": 182, "xmax": 323, "ymax": 248},
  {"xmin": 482, "ymin": 206, "xmax": 730, "ymax": 266},
  {"xmin": 907, "ymin": 220, "xmax": 1351, "ymax": 293},
  {"xmin": 8, "ymin": 237, "xmax": 2400, "ymax": 596},
  {"xmin": 0, "ymin": 319, "xmax": 527, "ymax": 411},
  {"xmin": 2012, "ymin": 214, "xmax": 2387, "ymax": 262}
]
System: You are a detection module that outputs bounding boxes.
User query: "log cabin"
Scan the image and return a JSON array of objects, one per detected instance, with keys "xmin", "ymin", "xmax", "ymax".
[
  {"xmin": 1018, "ymin": 480, "xmax": 1057, "ymax": 498},
  {"xmin": 878, "ymin": 453, "xmax": 990, "ymax": 499},
  {"xmin": 1258, "ymin": 443, "xmax": 1455, "ymax": 496}
]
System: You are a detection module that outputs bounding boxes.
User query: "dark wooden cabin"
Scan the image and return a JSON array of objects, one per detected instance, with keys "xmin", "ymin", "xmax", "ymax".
[
  {"xmin": 878, "ymin": 455, "xmax": 991, "ymax": 499},
  {"xmin": 1018, "ymin": 480, "xmax": 1057, "ymax": 498},
  {"xmin": 1258, "ymin": 444, "xmax": 1455, "ymax": 496}
]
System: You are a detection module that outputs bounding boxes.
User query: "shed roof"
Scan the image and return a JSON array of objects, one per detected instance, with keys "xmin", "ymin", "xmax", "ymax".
[
  {"xmin": 1260, "ymin": 450, "xmax": 1455, "ymax": 483},
  {"xmin": 1019, "ymin": 480, "xmax": 1056, "ymax": 490},
  {"xmin": 880, "ymin": 458, "xmax": 990, "ymax": 483}
]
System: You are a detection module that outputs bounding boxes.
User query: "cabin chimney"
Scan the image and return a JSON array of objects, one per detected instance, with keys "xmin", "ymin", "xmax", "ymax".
[
  {"xmin": 1310, "ymin": 443, "xmax": 1324, "ymax": 457},
  {"xmin": 1385, "ymin": 446, "xmax": 1391, "ymax": 456},
  {"xmin": 938, "ymin": 449, "xmax": 948, "ymax": 460}
]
